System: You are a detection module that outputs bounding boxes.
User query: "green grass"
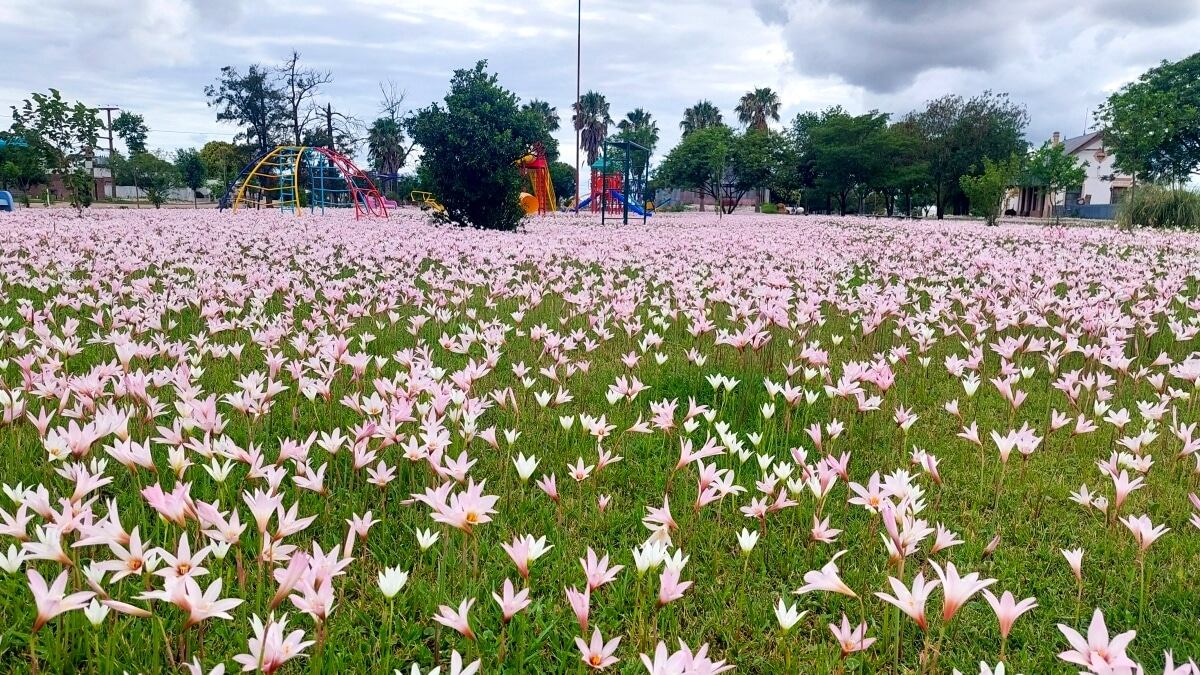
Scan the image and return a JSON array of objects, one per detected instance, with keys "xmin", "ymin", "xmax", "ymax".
[{"xmin": 0, "ymin": 216, "xmax": 1198, "ymax": 674}]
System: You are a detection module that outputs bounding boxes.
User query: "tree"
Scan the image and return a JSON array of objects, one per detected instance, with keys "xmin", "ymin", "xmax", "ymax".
[
  {"xmin": 135, "ymin": 153, "xmax": 181, "ymax": 208},
  {"xmin": 0, "ymin": 135, "xmax": 47, "ymax": 200},
  {"xmin": 369, "ymin": 83, "xmax": 414, "ymax": 183},
  {"xmin": 9, "ymin": 89, "xmax": 101, "ymax": 215},
  {"xmin": 1096, "ymin": 51, "xmax": 1200, "ymax": 186},
  {"xmin": 406, "ymin": 61, "xmax": 543, "ymax": 230},
  {"xmin": 959, "ymin": 154, "xmax": 1022, "ymax": 226},
  {"xmin": 1024, "ymin": 141, "xmax": 1088, "ymax": 224},
  {"xmin": 614, "ymin": 109, "xmax": 660, "ymax": 182},
  {"xmin": 656, "ymin": 125, "xmax": 772, "ymax": 215},
  {"xmin": 111, "ymin": 112, "xmax": 149, "ymax": 155},
  {"xmin": 302, "ymin": 105, "xmax": 361, "ymax": 155},
  {"xmin": 174, "ymin": 148, "xmax": 207, "ymax": 207},
  {"xmin": 199, "ymin": 141, "xmax": 249, "ymax": 188},
  {"xmin": 800, "ymin": 107, "xmax": 892, "ymax": 215},
  {"xmin": 680, "ymin": 101, "xmax": 723, "ymax": 137},
  {"xmin": 735, "ymin": 88, "xmax": 781, "ymax": 131},
  {"xmin": 205, "ymin": 65, "xmax": 284, "ymax": 150},
  {"xmin": 573, "ymin": 91, "xmax": 612, "ymax": 166},
  {"xmin": 905, "ymin": 91, "xmax": 1028, "ymax": 218},
  {"xmin": 549, "ymin": 161, "xmax": 576, "ymax": 206},
  {"xmin": 523, "ymin": 100, "xmax": 560, "ymax": 133},
  {"xmin": 278, "ymin": 51, "xmax": 333, "ymax": 146}
]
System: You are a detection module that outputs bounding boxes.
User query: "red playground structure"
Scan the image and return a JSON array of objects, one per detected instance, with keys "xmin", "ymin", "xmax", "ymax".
[{"xmin": 516, "ymin": 143, "xmax": 556, "ymax": 216}]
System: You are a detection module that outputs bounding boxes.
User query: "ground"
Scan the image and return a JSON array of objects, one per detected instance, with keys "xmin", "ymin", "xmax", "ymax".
[{"xmin": 0, "ymin": 209, "xmax": 1196, "ymax": 674}]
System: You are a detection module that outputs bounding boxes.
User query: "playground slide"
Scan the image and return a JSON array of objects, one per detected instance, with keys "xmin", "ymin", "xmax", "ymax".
[
  {"xmin": 608, "ymin": 190, "xmax": 651, "ymax": 217},
  {"xmin": 573, "ymin": 195, "xmax": 593, "ymax": 212}
]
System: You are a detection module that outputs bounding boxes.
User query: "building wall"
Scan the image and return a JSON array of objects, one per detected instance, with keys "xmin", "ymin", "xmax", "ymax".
[{"xmin": 1071, "ymin": 138, "xmax": 1131, "ymax": 206}]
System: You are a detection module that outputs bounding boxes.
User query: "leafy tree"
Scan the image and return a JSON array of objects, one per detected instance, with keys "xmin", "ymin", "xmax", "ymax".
[
  {"xmin": 1096, "ymin": 51, "xmax": 1200, "ymax": 185},
  {"xmin": 879, "ymin": 120, "xmax": 931, "ymax": 216},
  {"xmin": 199, "ymin": 141, "xmax": 249, "ymax": 188},
  {"xmin": 278, "ymin": 51, "xmax": 333, "ymax": 146},
  {"xmin": 205, "ymin": 65, "xmax": 284, "ymax": 150},
  {"xmin": 406, "ymin": 61, "xmax": 543, "ymax": 230},
  {"xmin": 657, "ymin": 125, "xmax": 773, "ymax": 215},
  {"xmin": 680, "ymin": 101, "xmax": 723, "ymax": 137},
  {"xmin": 799, "ymin": 107, "xmax": 892, "ymax": 215},
  {"xmin": 9, "ymin": 89, "xmax": 102, "ymax": 215},
  {"xmin": 959, "ymin": 154, "xmax": 1022, "ymax": 226},
  {"xmin": 368, "ymin": 117, "xmax": 410, "ymax": 174},
  {"xmin": 523, "ymin": 100, "xmax": 560, "ymax": 133},
  {"xmin": 174, "ymin": 148, "xmax": 207, "ymax": 207},
  {"xmin": 1023, "ymin": 141, "xmax": 1088, "ymax": 224},
  {"xmin": 549, "ymin": 161, "xmax": 576, "ymax": 206},
  {"xmin": 133, "ymin": 152, "xmax": 181, "ymax": 208},
  {"xmin": 111, "ymin": 112, "xmax": 149, "ymax": 155},
  {"xmin": 0, "ymin": 134, "xmax": 47, "ymax": 199},
  {"xmin": 905, "ymin": 91, "xmax": 1028, "ymax": 218},
  {"xmin": 735, "ymin": 88, "xmax": 781, "ymax": 131},
  {"xmin": 613, "ymin": 109, "xmax": 660, "ymax": 182},
  {"xmin": 733, "ymin": 128, "xmax": 782, "ymax": 211},
  {"xmin": 573, "ymin": 91, "xmax": 612, "ymax": 166}
]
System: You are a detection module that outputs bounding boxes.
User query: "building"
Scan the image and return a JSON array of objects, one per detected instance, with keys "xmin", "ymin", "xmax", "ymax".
[{"xmin": 1006, "ymin": 131, "xmax": 1133, "ymax": 219}]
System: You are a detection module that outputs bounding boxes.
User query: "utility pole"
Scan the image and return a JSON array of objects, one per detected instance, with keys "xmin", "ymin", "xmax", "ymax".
[
  {"xmin": 326, "ymin": 103, "xmax": 334, "ymax": 151},
  {"xmin": 575, "ymin": 0, "xmax": 581, "ymax": 210},
  {"xmin": 98, "ymin": 106, "xmax": 119, "ymax": 200}
]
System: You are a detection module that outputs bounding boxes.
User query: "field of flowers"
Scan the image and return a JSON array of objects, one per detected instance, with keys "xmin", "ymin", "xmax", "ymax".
[{"xmin": 0, "ymin": 209, "xmax": 1198, "ymax": 674}]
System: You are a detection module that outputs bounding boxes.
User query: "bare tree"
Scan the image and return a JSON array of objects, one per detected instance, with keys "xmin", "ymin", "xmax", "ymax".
[{"xmin": 278, "ymin": 51, "xmax": 333, "ymax": 146}]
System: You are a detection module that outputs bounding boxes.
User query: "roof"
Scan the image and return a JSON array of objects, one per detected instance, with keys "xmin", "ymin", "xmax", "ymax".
[{"xmin": 1060, "ymin": 131, "xmax": 1103, "ymax": 156}]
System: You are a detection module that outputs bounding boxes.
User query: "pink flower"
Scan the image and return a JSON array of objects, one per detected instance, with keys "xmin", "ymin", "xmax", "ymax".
[
  {"xmin": 795, "ymin": 550, "xmax": 857, "ymax": 598},
  {"xmin": 874, "ymin": 572, "xmax": 939, "ymax": 631},
  {"xmin": 657, "ymin": 567, "xmax": 692, "ymax": 606},
  {"xmin": 232, "ymin": 613, "xmax": 314, "ymax": 674},
  {"xmin": 981, "ymin": 590, "xmax": 1037, "ymax": 639},
  {"xmin": 931, "ymin": 561, "xmax": 995, "ymax": 623},
  {"xmin": 492, "ymin": 579, "xmax": 531, "ymax": 623},
  {"xmin": 581, "ymin": 547, "xmax": 624, "ymax": 591},
  {"xmin": 432, "ymin": 598, "xmax": 476, "ymax": 640},
  {"xmin": 829, "ymin": 613, "xmax": 876, "ymax": 655},
  {"xmin": 28, "ymin": 568, "xmax": 95, "ymax": 633},
  {"xmin": 575, "ymin": 627, "xmax": 620, "ymax": 669},
  {"xmin": 566, "ymin": 585, "xmax": 590, "ymax": 633},
  {"xmin": 1057, "ymin": 608, "xmax": 1138, "ymax": 673}
]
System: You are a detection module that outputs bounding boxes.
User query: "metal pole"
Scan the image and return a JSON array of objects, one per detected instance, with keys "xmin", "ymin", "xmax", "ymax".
[
  {"xmin": 622, "ymin": 141, "xmax": 630, "ymax": 225},
  {"xmin": 575, "ymin": 0, "xmax": 581, "ymax": 211}
]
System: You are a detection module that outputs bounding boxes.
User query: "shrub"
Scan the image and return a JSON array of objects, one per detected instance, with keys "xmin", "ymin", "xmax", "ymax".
[
  {"xmin": 760, "ymin": 203, "xmax": 778, "ymax": 214},
  {"xmin": 1118, "ymin": 185, "xmax": 1200, "ymax": 230},
  {"xmin": 406, "ymin": 61, "xmax": 543, "ymax": 231}
]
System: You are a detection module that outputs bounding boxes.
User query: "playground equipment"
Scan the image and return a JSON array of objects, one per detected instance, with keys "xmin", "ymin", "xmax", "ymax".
[
  {"xmin": 222, "ymin": 145, "xmax": 388, "ymax": 219},
  {"xmin": 0, "ymin": 190, "xmax": 12, "ymax": 212},
  {"xmin": 575, "ymin": 137, "xmax": 653, "ymax": 224},
  {"xmin": 515, "ymin": 142, "xmax": 556, "ymax": 216},
  {"xmin": 411, "ymin": 191, "xmax": 445, "ymax": 214}
]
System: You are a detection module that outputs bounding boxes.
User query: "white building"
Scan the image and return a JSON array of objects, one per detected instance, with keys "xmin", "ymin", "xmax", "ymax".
[{"xmin": 1005, "ymin": 131, "xmax": 1133, "ymax": 218}]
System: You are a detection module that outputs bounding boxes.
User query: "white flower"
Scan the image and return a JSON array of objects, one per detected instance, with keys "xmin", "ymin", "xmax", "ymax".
[
  {"xmin": 513, "ymin": 453, "xmax": 539, "ymax": 482},
  {"xmin": 84, "ymin": 599, "xmax": 109, "ymax": 627},
  {"xmin": 0, "ymin": 544, "xmax": 27, "ymax": 573},
  {"xmin": 378, "ymin": 566, "xmax": 409, "ymax": 599},
  {"xmin": 737, "ymin": 528, "xmax": 759, "ymax": 554},
  {"xmin": 416, "ymin": 528, "xmax": 440, "ymax": 551},
  {"xmin": 774, "ymin": 598, "xmax": 806, "ymax": 631}
]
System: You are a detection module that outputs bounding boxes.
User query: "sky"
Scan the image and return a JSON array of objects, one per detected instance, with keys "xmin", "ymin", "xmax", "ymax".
[{"xmin": 1, "ymin": 0, "xmax": 1197, "ymax": 172}]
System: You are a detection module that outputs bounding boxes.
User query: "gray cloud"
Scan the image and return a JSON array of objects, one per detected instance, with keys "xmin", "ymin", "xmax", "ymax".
[{"xmin": 0, "ymin": 0, "xmax": 1196, "ymax": 171}]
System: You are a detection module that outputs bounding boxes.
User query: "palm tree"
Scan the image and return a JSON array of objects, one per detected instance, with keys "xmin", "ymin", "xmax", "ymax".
[
  {"xmin": 680, "ymin": 101, "xmax": 723, "ymax": 137},
  {"xmin": 735, "ymin": 87, "xmax": 782, "ymax": 131},
  {"xmin": 573, "ymin": 91, "xmax": 612, "ymax": 165},
  {"xmin": 523, "ymin": 100, "xmax": 560, "ymax": 133},
  {"xmin": 367, "ymin": 116, "xmax": 411, "ymax": 191},
  {"xmin": 617, "ymin": 108, "xmax": 660, "ymax": 182}
]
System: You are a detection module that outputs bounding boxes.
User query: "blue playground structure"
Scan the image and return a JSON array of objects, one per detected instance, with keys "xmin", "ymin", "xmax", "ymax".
[{"xmin": 0, "ymin": 191, "xmax": 12, "ymax": 212}]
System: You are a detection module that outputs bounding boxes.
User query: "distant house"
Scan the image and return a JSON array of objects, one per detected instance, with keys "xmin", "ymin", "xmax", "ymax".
[{"xmin": 1005, "ymin": 131, "xmax": 1133, "ymax": 218}]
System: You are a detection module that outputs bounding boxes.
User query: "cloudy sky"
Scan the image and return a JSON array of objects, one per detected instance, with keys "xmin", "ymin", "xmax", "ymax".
[{"xmin": 1, "ymin": 0, "xmax": 1197, "ymax": 171}]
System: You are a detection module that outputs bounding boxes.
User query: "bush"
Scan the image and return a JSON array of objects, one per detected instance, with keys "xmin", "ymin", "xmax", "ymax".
[
  {"xmin": 1118, "ymin": 185, "xmax": 1200, "ymax": 230},
  {"xmin": 760, "ymin": 203, "xmax": 778, "ymax": 214},
  {"xmin": 406, "ymin": 61, "xmax": 543, "ymax": 231}
]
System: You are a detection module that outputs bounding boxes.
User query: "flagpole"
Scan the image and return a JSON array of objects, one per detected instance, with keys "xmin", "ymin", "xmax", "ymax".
[{"xmin": 575, "ymin": 0, "xmax": 581, "ymax": 212}]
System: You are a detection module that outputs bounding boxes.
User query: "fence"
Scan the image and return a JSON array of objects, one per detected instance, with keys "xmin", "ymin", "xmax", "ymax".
[{"xmin": 1055, "ymin": 203, "xmax": 1118, "ymax": 220}]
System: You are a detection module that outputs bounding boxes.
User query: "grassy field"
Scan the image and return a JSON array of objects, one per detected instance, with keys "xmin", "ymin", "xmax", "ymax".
[{"xmin": 0, "ymin": 209, "xmax": 1198, "ymax": 674}]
